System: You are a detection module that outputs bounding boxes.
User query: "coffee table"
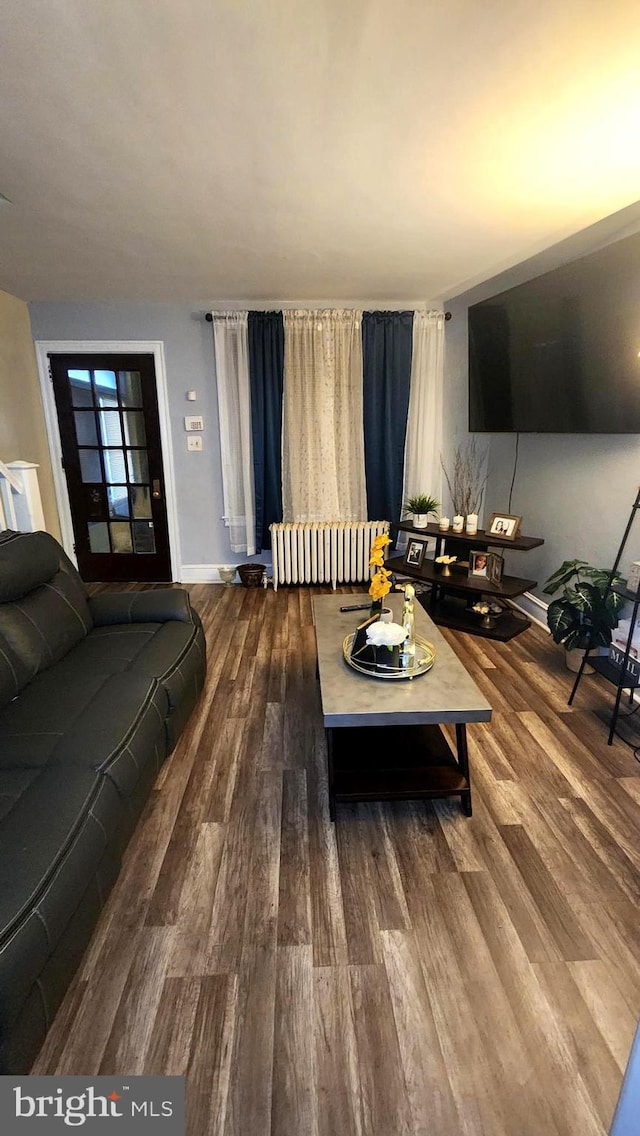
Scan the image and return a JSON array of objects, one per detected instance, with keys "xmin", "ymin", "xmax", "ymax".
[{"xmin": 312, "ymin": 593, "xmax": 492, "ymax": 819}]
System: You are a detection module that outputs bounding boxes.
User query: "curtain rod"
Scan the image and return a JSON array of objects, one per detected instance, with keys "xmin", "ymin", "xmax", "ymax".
[{"xmin": 204, "ymin": 310, "xmax": 451, "ymax": 322}]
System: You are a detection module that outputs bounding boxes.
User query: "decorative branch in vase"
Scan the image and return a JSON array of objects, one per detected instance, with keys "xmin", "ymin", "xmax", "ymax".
[{"xmin": 440, "ymin": 439, "xmax": 489, "ymax": 519}]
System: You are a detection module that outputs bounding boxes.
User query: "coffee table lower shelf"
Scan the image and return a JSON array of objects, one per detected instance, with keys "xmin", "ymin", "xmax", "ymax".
[{"xmin": 326, "ymin": 722, "xmax": 472, "ymax": 820}]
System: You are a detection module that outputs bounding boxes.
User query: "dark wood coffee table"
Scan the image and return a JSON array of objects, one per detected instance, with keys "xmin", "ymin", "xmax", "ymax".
[{"xmin": 312, "ymin": 593, "xmax": 492, "ymax": 819}]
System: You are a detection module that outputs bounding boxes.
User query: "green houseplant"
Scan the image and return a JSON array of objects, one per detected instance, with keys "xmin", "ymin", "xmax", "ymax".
[
  {"xmin": 543, "ymin": 560, "xmax": 626, "ymax": 669},
  {"xmin": 402, "ymin": 493, "xmax": 439, "ymax": 529}
]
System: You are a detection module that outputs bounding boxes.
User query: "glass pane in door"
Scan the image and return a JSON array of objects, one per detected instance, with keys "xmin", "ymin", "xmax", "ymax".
[
  {"xmin": 118, "ymin": 371, "xmax": 142, "ymax": 407},
  {"xmin": 94, "ymin": 371, "xmax": 117, "ymax": 405},
  {"xmin": 132, "ymin": 521, "xmax": 156, "ymax": 554},
  {"xmin": 110, "ymin": 522, "xmax": 133, "ymax": 553},
  {"xmin": 74, "ymin": 411, "xmax": 98, "ymax": 446},
  {"xmin": 108, "ymin": 486, "xmax": 130, "ymax": 518},
  {"xmin": 69, "ymin": 374, "xmax": 93, "ymax": 407},
  {"xmin": 99, "ymin": 410, "xmax": 123, "ymax": 447},
  {"xmin": 128, "ymin": 451, "xmax": 149, "ymax": 484},
  {"xmin": 123, "ymin": 411, "xmax": 146, "ymax": 446},
  {"xmin": 79, "ymin": 450, "xmax": 103, "ymax": 483},
  {"xmin": 130, "ymin": 485, "xmax": 152, "ymax": 518},
  {"xmin": 103, "ymin": 448, "xmax": 127, "ymax": 483},
  {"xmin": 88, "ymin": 521, "xmax": 109, "ymax": 553}
]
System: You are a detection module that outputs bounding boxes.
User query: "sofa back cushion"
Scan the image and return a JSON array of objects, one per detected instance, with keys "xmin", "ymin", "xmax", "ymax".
[{"xmin": 0, "ymin": 531, "xmax": 92, "ymax": 706}]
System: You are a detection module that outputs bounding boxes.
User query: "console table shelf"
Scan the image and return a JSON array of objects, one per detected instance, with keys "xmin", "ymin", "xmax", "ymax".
[{"xmin": 389, "ymin": 521, "xmax": 544, "ymax": 641}]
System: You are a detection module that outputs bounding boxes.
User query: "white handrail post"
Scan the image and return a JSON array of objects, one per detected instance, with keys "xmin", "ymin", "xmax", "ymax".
[{"xmin": 5, "ymin": 461, "xmax": 45, "ymax": 532}]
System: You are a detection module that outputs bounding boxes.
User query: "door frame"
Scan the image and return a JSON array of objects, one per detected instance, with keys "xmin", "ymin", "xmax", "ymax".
[{"xmin": 35, "ymin": 340, "xmax": 181, "ymax": 581}]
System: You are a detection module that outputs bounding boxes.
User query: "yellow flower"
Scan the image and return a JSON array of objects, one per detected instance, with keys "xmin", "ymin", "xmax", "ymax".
[
  {"xmin": 369, "ymin": 548, "xmax": 385, "ymax": 567},
  {"xmin": 369, "ymin": 568, "xmax": 392, "ymax": 601},
  {"xmin": 372, "ymin": 533, "xmax": 391, "ymax": 551}
]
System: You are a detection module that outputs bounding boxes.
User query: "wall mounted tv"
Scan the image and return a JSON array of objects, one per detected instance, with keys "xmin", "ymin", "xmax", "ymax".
[{"xmin": 468, "ymin": 229, "xmax": 640, "ymax": 433}]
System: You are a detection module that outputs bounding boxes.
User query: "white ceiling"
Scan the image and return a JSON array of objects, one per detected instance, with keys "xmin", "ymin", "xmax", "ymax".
[{"xmin": 1, "ymin": 0, "xmax": 640, "ymax": 304}]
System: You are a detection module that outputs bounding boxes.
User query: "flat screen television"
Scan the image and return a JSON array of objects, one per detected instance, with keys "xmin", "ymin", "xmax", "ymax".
[{"xmin": 468, "ymin": 229, "xmax": 640, "ymax": 432}]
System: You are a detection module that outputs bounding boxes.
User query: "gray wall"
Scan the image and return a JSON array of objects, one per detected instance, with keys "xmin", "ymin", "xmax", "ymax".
[
  {"xmin": 27, "ymin": 302, "xmax": 239, "ymax": 572},
  {"xmin": 442, "ymin": 203, "xmax": 640, "ymax": 604}
]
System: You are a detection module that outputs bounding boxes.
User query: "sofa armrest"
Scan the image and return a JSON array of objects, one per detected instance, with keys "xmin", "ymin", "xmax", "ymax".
[{"xmin": 88, "ymin": 589, "xmax": 194, "ymax": 626}]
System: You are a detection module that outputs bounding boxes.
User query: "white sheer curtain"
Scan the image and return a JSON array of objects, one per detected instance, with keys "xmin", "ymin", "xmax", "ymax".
[
  {"xmin": 282, "ymin": 309, "xmax": 367, "ymax": 522},
  {"xmin": 403, "ymin": 310, "xmax": 445, "ymax": 508},
  {"xmin": 211, "ymin": 311, "xmax": 256, "ymax": 554}
]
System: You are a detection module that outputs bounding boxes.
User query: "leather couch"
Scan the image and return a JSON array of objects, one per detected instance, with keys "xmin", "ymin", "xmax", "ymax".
[{"xmin": 0, "ymin": 529, "xmax": 206, "ymax": 1073}]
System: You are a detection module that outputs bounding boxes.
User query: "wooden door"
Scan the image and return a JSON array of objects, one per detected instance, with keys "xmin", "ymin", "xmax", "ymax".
[{"xmin": 49, "ymin": 353, "xmax": 171, "ymax": 582}]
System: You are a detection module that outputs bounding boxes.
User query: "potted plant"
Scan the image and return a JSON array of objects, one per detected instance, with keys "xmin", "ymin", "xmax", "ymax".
[
  {"xmin": 403, "ymin": 493, "xmax": 439, "ymax": 529},
  {"xmin": 542, "ymin": 559, "xmax": 626, "ymax": 672}
]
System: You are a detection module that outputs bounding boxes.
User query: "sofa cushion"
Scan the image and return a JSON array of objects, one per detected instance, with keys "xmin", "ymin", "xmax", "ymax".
[
  {"xmin": 0, "ymin": 670, "xmax": 167, "ymax": 1037},
  {"xmin": 0, "ymin": 668, "xmax": 169, "ymax": 802},
  {"xmin": 46, "ymin": 617, "xmax": 205, "ymax": 745},
  {"xmin": 0, "ymin": 532, "xmax": 93, "ymax": 705},
  {"xmin": 0, "ymin": 531, "xmax": 60, "ymax": 602}
]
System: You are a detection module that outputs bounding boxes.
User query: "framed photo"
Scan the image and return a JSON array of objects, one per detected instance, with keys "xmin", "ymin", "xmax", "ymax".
[
  {"xmin": 404, "ymin": 537, "xmax": 427, "ymax": 570},
  {"xmin": 487, "ymin": 513, "xmax": 521, "ymax": 540},
  {"xmin": 487, "ymin": 552, "xmax": 504, "ymax": 586},
  {"xmin": 469, "ymin": 550, "xmax": 489, "ymax": 577}
]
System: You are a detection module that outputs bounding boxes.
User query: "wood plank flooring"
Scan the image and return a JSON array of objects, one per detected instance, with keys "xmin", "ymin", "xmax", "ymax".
[{"xmin": 32, "ymin": 584, "xmax": 640, "ymax": 1135}]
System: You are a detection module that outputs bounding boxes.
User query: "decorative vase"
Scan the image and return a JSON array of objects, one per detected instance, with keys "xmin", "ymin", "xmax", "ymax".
[
  {"xmin": 412, "ymin": 513, "xmax": 428, "ymax": 528},
  {"xmin": 440, "ymin": 564, "xmax": 452, "ymax": 576},
  {"xmin": 374, "ymin": 645, "xmax": 400, "ymax": 671}
]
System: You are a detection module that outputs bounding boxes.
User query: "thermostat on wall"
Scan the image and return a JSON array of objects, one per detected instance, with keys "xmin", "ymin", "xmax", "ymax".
[{"xmin": 184, "ymin": 415, "xmax": 204, "ymax": 432}]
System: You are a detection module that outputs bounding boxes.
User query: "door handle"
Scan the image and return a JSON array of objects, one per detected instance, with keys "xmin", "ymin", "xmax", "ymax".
[{"xmin": 152, "ymin": 479, "xmax": 162, "ymax": 500}]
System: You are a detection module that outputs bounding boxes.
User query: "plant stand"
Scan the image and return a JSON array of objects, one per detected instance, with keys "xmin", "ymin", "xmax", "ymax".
[{"xmin": 568, "ymin": 488, "xmax": 640, "ymax": 744}]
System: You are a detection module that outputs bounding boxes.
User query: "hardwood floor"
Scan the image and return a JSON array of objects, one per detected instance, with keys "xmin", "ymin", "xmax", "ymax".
[{"xmin": 32, "ymin": 583, "xmax": 640, "ymax": 1135}]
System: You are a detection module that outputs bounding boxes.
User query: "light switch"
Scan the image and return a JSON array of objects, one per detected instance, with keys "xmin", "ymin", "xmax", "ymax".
[
  {"xmin": 185, "ymin": 415, "xmax": 204, "ymax": 431},
  {"xmin": 187, "ymin": 435, "xmax": 203, "ymax": 451}
]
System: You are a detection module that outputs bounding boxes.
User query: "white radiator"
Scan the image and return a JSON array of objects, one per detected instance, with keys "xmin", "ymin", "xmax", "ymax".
[{"xmin": 270, "ymin": 521, "xmax": 389, "ymax": 590}]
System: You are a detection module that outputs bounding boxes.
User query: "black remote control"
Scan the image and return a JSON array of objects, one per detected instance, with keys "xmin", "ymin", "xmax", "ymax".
[{"xmin": 339, "ymin": 603, "xmax": 372, "ymax": 612}]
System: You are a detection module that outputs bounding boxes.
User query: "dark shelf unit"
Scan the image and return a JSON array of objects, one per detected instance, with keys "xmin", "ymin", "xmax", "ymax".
[
  {"xmin": 389, "ymin": 522, "xmax": 544, "ymax": 641},
  {"xmin": 569, "ymin": 488, "xmax": 640, "ymax": 744}
]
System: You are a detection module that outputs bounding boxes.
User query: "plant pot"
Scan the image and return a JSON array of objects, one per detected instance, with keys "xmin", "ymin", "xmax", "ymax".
[
  {"xmin": 565, "ymin": 647, "xmax": 596, "ymax": 674},
  {"xmin": 237, "ymin": 563, "xmax": 266, "ymax": 588},
  {"xmin": 412, "ymin": 513, "xmax": 428, "ymax": 528}
]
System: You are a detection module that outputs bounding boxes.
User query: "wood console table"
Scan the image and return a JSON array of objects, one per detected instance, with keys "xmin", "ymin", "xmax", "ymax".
[{"xmin": 387, "ymin": 521, "xmax": 544, "ymax": 641}]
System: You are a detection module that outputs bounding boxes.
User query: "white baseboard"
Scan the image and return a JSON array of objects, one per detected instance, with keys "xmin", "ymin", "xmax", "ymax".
[
  {"xmin": 509, "ymin": 590, "xmax": 550, "ymax": 632},
  {"xmin": 179, "ymin": 563, "xmax": 272, "ymax": 583}
]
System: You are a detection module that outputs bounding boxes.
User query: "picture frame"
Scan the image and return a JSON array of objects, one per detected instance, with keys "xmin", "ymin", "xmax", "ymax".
[
  {"xmin": 486, "ymin": 513, "xmax": 522, "ymax": 540},
  {"xmin": 404, "ymin": 537, "xmax": 427, "ymax": 571},
  {"xmin": 487, "ymin": 552, "xmax": 504, "ymax": 587},
  {"xmin": 469, "ymin": 550, "xmax": 489, "ymax": 577}
]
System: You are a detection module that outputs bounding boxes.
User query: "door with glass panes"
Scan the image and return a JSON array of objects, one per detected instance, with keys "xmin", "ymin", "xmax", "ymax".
[{"xmin": 49, "ymin": 353, "xmax": 171, "ymax": 582}]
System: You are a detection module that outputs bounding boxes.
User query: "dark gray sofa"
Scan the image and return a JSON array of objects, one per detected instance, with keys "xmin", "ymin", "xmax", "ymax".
[{"xmin": 0, "ymin": 529, "xmax": 206, "ymax": 1073}]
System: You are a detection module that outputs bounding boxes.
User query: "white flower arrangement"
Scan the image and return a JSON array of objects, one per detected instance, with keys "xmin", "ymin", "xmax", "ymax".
[{"xmin": 366, "ymin": 621, "xmax": 407, "ymax": 648}]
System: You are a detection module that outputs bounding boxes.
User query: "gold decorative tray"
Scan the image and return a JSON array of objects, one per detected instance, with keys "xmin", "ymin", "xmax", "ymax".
[{"xmin": 342, "ymin": 633, "xmax": 436, "ymax": 680}]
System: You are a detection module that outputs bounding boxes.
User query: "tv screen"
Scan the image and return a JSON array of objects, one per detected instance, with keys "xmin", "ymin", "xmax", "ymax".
[{"xmin": 468, "ymin": 230, "xmax": 640, "ymax": 433}]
